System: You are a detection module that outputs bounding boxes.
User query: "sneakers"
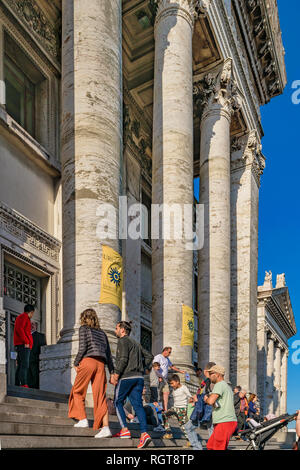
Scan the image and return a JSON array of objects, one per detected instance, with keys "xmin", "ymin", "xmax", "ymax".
[
  {"xmin": 74, "ymin": 418, "xmax": 89, "ymax": 428},
  {"xmin": 112, "ymin": 429, "xmax": 132, "ymax": 439},
  {"xmin": 153, "ymin": 424, "xmax": 165, "ymax": 433},
  {"xmin": 137, "ymin": 433, "xmax": 152, "ymax": 449},
  {"xmin": 184, "ymin": 441, "xmax": 192, "ymax": 448},
  {"xmin": 94, "ymin": 426, "xmax": 112, "ymax": 438}
]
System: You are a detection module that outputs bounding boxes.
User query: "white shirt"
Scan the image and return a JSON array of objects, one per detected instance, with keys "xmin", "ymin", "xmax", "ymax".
[
  {"xmin": 153, "ymin": 354, "xmax": 173, "ymax": 379},
  {"xmin": 172, "ymin": 385, "xmax": 192, "ymax": 408}
]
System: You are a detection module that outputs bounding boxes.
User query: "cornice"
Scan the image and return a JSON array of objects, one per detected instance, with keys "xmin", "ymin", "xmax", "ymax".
[
  {"xmin": 3, "ymin": 0, "xmax": 60, "ymax": 61},
  {"xmin": 212, "ymin": 0, "xmax": 263, "ymax": 134},
  {"xmin": 0, "ymin": 201, "xmax": 61, "ymax": 263},
  {"xmin": 265, "ymin": 323, "xmax": 289, "ymax": 352},
  {"xmin": 235, "ymin": 0, "xmax": 286, "ymax": 103},
  {"xmin": 263, "ymin": 294, "xmax": 296, "ymax": 340}
]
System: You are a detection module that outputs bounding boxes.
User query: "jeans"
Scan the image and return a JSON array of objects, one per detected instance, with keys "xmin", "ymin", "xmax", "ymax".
[
  {"xmin": 115, "ymin": 377, "xmax": 147, "ymax": 433},
  {"xmin": 184, "ymin": 420, "xmax": 203, "ymax": 450},
  {"xmin": 15, "ymin": 345, "xmax": 30, "ymax": 386}
]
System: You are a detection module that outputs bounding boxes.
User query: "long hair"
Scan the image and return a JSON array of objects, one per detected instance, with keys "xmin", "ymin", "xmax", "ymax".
[
  {"xmin": 248, "ymin": 393, "xmax": 257, "ymax": 403},
  {"xmin": 80, "ymin": 309, "xmax": 101, "ymax": 330}
]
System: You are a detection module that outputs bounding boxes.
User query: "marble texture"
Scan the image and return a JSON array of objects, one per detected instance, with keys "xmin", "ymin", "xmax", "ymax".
[{"xmin": 152, "ymin": 0, "xmax": 194, "ymax": 371}]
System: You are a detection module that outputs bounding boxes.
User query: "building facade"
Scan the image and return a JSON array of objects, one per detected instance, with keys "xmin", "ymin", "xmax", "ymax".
[
  {"xmin": 0, "ymin": 0, "xmax": 295, "ymax": 412},
  {"xmin": 257, "ymin": 272, "xmax": 296, "ymax": 416}
]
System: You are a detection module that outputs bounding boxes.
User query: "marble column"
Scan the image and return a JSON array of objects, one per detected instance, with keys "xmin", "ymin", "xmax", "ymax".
[
  {"xmin": 230, "ymin": 131, "xmax": 265, "ymax": 391},
  {"xmin": 40, "ymin": 0, "xmax": 122, "ymax": 394},
  {"xmin": 256, "ymin": 304, "xmax": 268, "ymax": 413},
  {"xmin": 266, "ymin": 333, "xmax": 275, "ymax": 414},
  {"xmin": 0, "ymin": 21, "xmax": 4, "ymax": 107},
  {"xmin": 197, "ymin": 60, "xmax": 235, "ymax": 376},
  {"xmin": 274, "ymin": 342, "xmax": 282, "ymax": 415},
  {"xmin": 280, "ymin": 349, "xmax": 288, "ymax": 414},
  {"xmin": 0, "ymin": 23, "xmax": 6, "ymax": 399},
  {"xmin": 152, "ymin": 0, "xmax": 195, "ymax": 371}
]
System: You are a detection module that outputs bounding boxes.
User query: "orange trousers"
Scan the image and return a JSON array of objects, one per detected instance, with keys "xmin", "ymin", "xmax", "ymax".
[{"xmin": 68, "ymin": 357, "xmax": 108, "ymax": 430}]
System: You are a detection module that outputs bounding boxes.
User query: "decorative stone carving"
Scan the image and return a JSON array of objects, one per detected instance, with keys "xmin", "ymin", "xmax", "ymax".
[
  {"xmin": 4, "ymin": 0, "xmax": 60, "ymax": 59},
  {"xmin": 152, "ymin": 0, "xmax": 209, "ymax": 25},
  {"xmin": 194, "ymin": 0, "xmax": 211, "ymax": 18},
  {"xmin": 123, "ymin": 102, "xmax": 152, "ymax": 178},
  {"xmin": 0, "ymin": 312, "xmax": 5, "ymax": 339},
  {"xmin": 0, "ymin": 201, "xmax": 61, "ymax": 262},
  {"xmin": 155, "ymin": 0, "xmax": 198, "ymax": 28},
  {"xmin": 193, "ymin": 73, "xmax": 217, "ymax": 119},
  {"xmin": 194, "ymin": 59, "xmax": 241, "ymax": 119},
  {"xmin": 231, "ymin": 130, "xmax": 265, "ymax": 186},
  {"xmin": 264, "ymin": 270, "xmax": 273, "ymax": 287},
  {"xmin": 276, "ymin": 273, "xmax": 286, "ymax": 289}
]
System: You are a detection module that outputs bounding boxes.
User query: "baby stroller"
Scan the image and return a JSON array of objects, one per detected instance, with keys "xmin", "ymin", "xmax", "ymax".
[{"xmin": 239, "ymin": 412, "xmax": 297, "ymax": 450}]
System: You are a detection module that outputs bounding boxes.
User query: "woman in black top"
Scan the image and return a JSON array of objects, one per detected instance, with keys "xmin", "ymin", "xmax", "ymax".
[{"xmin": 68, "ymin": 309, "xmax": 114, "ymax": 437}]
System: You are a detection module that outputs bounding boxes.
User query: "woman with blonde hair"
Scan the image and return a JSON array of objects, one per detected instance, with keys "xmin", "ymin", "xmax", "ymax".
[
  {"xmin": 68, "ymin": 308, "xmax": 114, "ymax": 438},
  {"xmin": 248, "ymin": 393, "xmax": 259, "ymax": 420}
]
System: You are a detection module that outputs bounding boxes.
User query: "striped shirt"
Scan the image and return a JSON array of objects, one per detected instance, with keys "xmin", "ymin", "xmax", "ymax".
[{"xmin": 74, "ymin": 325, "xmax": 114, "ymax": 373}]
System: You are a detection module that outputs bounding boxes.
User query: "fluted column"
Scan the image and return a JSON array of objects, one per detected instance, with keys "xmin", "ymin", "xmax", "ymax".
[
  {"xmin": 274, "ymin": 343, "xmax": 282, "ymax": 415},
  {"xmin": 0, "ymin": 21, "xmax": 5, "ymax": 108},
  {"xmin": 197, "ymin": 60, "xmax": 236, "ymax": 376},
  {"xmin": 280, "ymin": 349, "xmax": 288, "ymax": 414},
  {"xmin": 60, "ymin": 0, "xmax": 122, "ymax": 344},
  {"xmin": 40, "ymin": 0, "xmax": 122, "ymax": 395},
  {"xmin": 152, "ymin": 0, "xmax": 195, "ymax": 371},
  {"xmin": 266, "ymin": 334, "xmax": 275, "ymax": 414},
  {"xmin": 230, "ymin": 131, "xmax": 265, "ymax": 391}
]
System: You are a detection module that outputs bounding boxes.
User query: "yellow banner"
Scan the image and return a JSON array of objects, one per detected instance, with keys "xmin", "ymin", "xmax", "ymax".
[
  {"xmin": 181, "ymin": 305, "xmax": 194, "ymax": 347},
  {"xmin": 99, "ymin": 245, "xmax": 123, "ymax": 310}
]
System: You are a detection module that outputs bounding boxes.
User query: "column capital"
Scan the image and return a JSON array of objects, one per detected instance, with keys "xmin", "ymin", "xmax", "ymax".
[
  {"xmin": 268, "ymin": 332, "xmax": 276, "ymax": 342},
  {"xmin": 231, "ymin": 130, "xmax": 266, "ymax": 186},
  {"xmin": 155, "ymin": 0, "xmax": 200, "ymax": 30},
  {"xmin": 194, "ymin": 58, "xmax": 241, "ymax": 121}
]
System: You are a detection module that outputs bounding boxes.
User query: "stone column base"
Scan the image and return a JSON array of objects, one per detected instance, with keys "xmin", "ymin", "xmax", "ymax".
[
  {"xmin": 40, "ymin": 342, "xmax": 115, "ymax": 404},
  {"xmin": 0, "ymin": 372, "xmax": 7, "ymax": 403}
]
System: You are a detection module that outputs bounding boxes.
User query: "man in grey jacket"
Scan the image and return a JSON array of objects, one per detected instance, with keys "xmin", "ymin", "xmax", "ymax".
[{"xmin": 110, "ymin": 321, "xmax": 153, "ymax": 449}]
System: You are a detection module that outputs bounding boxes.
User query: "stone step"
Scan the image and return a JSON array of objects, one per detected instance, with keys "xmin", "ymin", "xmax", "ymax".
[
  {"xmin": 6, "ymin": 386, "xmax": 69, "ymax": 403},
  {"xmin": 0, "ymin": 420, "xmax": 182, "ymax": 440},
  {"xmin": 0, "ymin": 402, "xmax": 95, "ymax": 419},
  {"xmin": 4, "ymin": 395, "xmax": 69, "ymax": 410},
  {"xmin": 0, "ymin": 435, "xmax": 185, "ymax": 450}
]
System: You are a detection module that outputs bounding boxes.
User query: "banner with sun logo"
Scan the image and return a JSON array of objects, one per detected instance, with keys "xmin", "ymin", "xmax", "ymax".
[
  {"xmin": 180, "ymin": 305, "xmax": 194, "ymax": 347},
  {"xmin": 99, "ymin": 245, "xmax": 123, "ymax": 310}
]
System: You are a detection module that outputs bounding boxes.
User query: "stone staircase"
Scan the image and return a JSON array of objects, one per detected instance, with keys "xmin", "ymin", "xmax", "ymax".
[
  {"xmin": 0, "ymin": 389, "xmax": 291, "ymax": 450},
  {"xmin": 0, "ymin": 390, "xmax": 187, "ymax": 450}
]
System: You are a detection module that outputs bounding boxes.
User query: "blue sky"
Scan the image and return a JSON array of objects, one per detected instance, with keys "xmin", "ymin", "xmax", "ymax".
[
  {"xmin": 259, "ymin": 0, "xmax": 300, "ymax": 414},
  {"xmin": 194, "ymin": 0, "xmax": 299, "ymax": 414}
]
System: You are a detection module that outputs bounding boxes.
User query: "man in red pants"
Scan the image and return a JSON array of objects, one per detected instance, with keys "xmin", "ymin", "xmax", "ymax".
[{"xmin": 204, "ymin": 365, "xmax": 237, "ymax": 450}]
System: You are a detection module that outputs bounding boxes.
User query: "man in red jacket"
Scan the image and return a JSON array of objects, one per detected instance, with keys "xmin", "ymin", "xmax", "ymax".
[{"xmin": 14, "ymin": 304, "xmax": 35, "ymax": 388}]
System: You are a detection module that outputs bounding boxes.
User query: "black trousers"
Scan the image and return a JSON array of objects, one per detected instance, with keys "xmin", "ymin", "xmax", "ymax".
[
  {"xmin": 15, "ymin": 345, "xmax": 30, "ymax": 386},
  {"xmin": 28, "ymin": 360, "xmax": 39, "ymax": 389}
]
